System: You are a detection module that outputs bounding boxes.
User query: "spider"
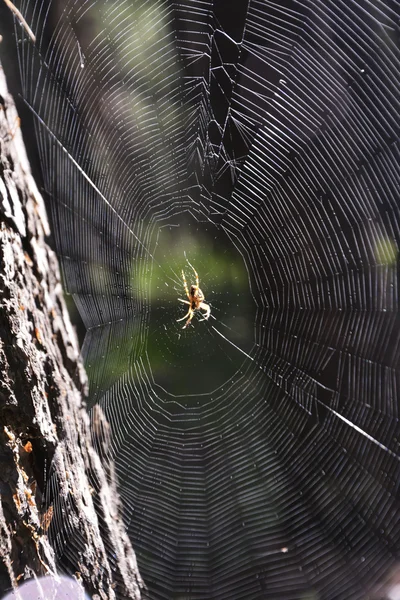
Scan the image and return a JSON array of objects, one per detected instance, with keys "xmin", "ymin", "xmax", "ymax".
[{"xmin": 177, "ymin": 263, "xmax": 211, "ymax": 329}]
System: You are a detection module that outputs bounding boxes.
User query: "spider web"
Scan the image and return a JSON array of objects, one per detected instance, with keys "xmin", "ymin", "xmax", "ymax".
[{"xmin": 9, "ymin": 0, "xmax": 400, "ymax": 598}]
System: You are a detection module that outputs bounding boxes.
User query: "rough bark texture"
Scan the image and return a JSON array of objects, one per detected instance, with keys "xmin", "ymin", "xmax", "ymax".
[{"xmin": 0, "ymin": 64, "xmax": 145, "ymax": 599}]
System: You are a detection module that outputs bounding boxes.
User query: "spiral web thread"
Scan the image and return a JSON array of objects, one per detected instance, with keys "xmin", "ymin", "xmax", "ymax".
[{"xmin": 13, "ymin": 0, "xmax": 400, "ymax": 598}]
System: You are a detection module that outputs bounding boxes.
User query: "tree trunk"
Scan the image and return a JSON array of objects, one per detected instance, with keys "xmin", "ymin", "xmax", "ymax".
[{"xmin": 0, "ymin": 63, "xmax": 145, "ymax": 600}]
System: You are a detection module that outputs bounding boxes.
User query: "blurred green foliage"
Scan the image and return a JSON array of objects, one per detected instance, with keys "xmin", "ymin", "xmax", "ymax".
[{"xmin": 374, "ymin": 235, "xmax": 397, "ymax": 266}]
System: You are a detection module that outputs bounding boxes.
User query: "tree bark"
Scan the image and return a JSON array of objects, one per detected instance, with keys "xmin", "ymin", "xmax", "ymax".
[{"xmin": 0, "ymin": 63, "xmax": 145, "ymax": 599}]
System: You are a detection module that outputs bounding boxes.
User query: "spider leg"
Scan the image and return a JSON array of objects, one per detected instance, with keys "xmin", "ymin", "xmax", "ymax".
[
  {"xmin": 198, "ymin": 301, "xmax": 210, "ymax": 321},
  {"xmin": 177, "ymin": 308, "xmax": 192, "ymax": 322},
  {"xmin": 178, "ymin": 298, "xmax": 191, "ymax": 305},
  {"xmin": 183, "ymin": 315, "xmax": 193, "ymax": 329},
  {"xmin": 177, "ymin": 308, "xmax": 194, "ymax": 329},
  {"xmin": 187, "ymin": 261, "xmax": 199, "ymax": 288},
  {"xmin": 181, "ymin": 270, "xmax": 190, "ymax": 300}
]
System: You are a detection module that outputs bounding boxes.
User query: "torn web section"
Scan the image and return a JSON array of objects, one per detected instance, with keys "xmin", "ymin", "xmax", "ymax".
[{"xmin": 200, "ymin": 0, "xmax": 305, "ymax": 220}]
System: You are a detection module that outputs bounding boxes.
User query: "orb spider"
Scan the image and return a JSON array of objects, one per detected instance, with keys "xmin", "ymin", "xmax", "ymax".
[{"xmin": 177, "ymin": 263, "xmax": 211, "ymax": 329}]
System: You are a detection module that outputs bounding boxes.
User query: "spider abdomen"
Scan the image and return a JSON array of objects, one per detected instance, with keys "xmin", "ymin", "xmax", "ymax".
[{"xmin": 178, "ymin": 265, "xmax": 210, "ymax": 328}]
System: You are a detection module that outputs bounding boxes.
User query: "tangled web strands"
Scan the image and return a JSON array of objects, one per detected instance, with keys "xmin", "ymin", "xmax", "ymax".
[{"xmin": 15, "ymin": 0, "xmax": 400, "ymax": 598}]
